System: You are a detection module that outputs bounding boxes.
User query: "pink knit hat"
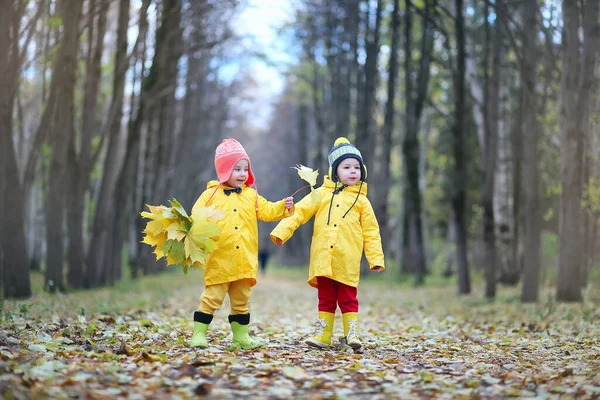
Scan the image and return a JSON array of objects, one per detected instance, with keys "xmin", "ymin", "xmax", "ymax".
[{"xmin": 214, "ymin": 138, "xmax": 255, "ymax": 186}]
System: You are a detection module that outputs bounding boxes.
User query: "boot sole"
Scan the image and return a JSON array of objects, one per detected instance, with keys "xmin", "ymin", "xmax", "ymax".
[
  {"xmin": 305, "ymin": 338, "xmax": 330, "ymax": 348},
  {"xmin": 233, "ymin": 340, "xmax": 265, "ymax": 350},
  {"xmin": 348, "ymin": 342, "xmax": 362, "ymax": 350}
]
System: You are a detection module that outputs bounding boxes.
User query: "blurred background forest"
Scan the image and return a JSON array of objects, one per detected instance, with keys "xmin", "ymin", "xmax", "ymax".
[{"xmin": 1, "ymin": 0, "xmax": 598, "ymax": 304}]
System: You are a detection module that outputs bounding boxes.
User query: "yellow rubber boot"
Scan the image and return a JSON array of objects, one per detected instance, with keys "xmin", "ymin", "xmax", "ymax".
[
  {"xmin": 305, "ymin": 311, "xmax": 335, "ymax": 348},
  {"xmin": 342, "ymin": 312, "xmax": 362, "ymax": 350}
]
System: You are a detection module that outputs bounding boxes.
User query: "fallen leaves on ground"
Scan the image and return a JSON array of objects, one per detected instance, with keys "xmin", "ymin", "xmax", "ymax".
[{"xmin": 0, "ymin": 273, "xmax": 599, "ymax": 399}]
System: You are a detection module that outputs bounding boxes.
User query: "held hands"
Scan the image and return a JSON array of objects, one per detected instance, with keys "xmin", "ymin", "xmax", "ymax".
[
  {"xmin": 371, "ymin": 266, "xmax": 384, "ymax": 273},
  {"xmin": 285, "ymin": 196, "xmax": 294, "ymax": 210}
]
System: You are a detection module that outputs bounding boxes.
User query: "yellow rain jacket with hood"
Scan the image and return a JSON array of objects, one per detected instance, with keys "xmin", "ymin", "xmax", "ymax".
[
  {"xmin": 192, "ymin": 180, "xmax": 292, "ymax": 287},
  {"xmin": 270, "ymin": 176, "xmax": 385, "ymax": 288}
]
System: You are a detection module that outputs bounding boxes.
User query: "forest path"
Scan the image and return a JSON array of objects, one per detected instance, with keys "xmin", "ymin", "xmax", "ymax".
[{"xmin": 1, "ymin": 271, "xmax": 599, "ymax": 399}]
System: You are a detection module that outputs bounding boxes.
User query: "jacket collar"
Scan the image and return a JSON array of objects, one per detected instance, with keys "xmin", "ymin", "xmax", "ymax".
[
  {"xmin": 206, "ymin": 180, "xmax": 248, "ymax": 191},
  {"xmin": 322, "ymin": 176, "xmax": 368, "ymax": 196}
]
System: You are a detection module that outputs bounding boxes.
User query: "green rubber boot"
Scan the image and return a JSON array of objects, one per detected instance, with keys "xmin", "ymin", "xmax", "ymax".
[
  {"xmin": 229, "ymin": 314, "xmax": 265, "ymax": 350},
  {"xmin": 190, "ymin": 311, "xmax": 213, "ymax": 348}
]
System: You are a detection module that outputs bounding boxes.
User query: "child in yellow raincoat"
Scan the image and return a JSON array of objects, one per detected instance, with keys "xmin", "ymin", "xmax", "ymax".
[
  {"xmin": 270, "ymin": 137, "xmax": 384, "ymax": 350},
  {"xmin": 190, "ymin": 138, "xmax": 294, "ymax": 349}
]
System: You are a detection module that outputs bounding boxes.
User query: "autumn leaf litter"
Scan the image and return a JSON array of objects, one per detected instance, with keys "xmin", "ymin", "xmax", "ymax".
[{"xmin": 0, "ymin": 273, "xmax": 599, "ymax": 399}]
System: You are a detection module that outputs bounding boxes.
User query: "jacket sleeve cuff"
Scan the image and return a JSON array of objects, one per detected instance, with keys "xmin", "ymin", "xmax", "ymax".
[{"xmin": 270, "ymin": 233, "xmax": 285, "ymax": 246}]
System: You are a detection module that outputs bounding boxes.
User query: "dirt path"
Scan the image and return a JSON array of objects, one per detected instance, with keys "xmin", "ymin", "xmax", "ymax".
[{"xmin": 1, "ymin": 272, "xmax": 599, "ymax": 399}]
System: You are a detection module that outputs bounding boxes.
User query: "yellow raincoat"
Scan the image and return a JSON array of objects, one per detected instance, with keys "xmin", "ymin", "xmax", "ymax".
[
  {"xmin": 192, "ymin": 181, "xmax": 292, "ymax": 287},
  {"xmin": 271, "ymin": 176, "xmax": 384, "ymax": 288}
]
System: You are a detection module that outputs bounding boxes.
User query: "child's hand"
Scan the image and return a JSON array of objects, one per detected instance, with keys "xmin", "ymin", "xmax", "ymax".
[
  {"xmin": 285, "ymin": 196, "xmax": 294, "ymax": 210},
  {"xmin": 371, "ymin": 266, "xmax": 384, "ymax": 273}
]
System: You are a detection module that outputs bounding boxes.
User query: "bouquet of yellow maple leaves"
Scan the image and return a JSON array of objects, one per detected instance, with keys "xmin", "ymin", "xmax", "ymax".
[{"xmin": 140, "ymin": 198, "xmax": 223, "ymax": 275}]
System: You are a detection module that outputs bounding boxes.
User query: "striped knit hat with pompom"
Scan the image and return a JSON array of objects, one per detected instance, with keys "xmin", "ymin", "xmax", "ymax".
[{"xmin": 327, "ymin": 137, "xmax": 367, "ymax": 182}]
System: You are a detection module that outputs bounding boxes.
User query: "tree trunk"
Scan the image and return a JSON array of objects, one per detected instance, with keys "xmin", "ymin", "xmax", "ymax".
[
  {"xmin": 355, "ymin": 0, "xmax": 382, "ymax": 168},
  {"xmin": 114, "ymin": 0, "xmax": 182, "ymax": 280},
  {"xmin": 375, "ymin": 0, "xmax": 400, "ymax": 258},
  {"xmin": 578, "ymin": 0, "xmax": 599, "ymax": 290},
  {"xmin": 401, "ymin": 0, "xmax": 431, "ymax": 284},
  {"xmin": 66, "ymin": 0, "xmax": 108, "ymax": 289},
  {"xmin": 495, "ymin": 3, "xmax": 517, "ymax": 287},
  {"xmin": 557, "ymin": 0, "xmax": 599, "ymax": 302},
  {"xmin": 453, "ymin": 0, "xmax": 470, "ymax": 295},
  {"xmin": 45, "ymin": 0, "xmax": 83, "ymax": 293},
  {"xmin": 484, "ymin": 0, "xmax": 504, "ymax": 299},
  {"xmin": 86, "ymin": 0, "xmax": 131, "ymax": 288},
  {"xmin": 520, "ymin": 0, "xmax": 540, "ymax": 303},
  {"xmin": 135, "ymin": 0, "xmax": 183, "ymax": 277}
]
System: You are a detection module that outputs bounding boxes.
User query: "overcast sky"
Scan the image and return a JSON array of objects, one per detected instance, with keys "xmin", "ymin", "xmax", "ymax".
[{"xmin": 229, "ymin": 0, "xmax": 297, "ymax": 129}]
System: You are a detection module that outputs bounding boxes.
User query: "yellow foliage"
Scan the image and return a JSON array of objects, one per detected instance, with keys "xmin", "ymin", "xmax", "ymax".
[
  {"xmin": 293, "ymin": 164, "xmax": 319, "ymax": 188},
  {"xmin": 140, "ymin": 198, "xmax": 223, "ymax": 274}
]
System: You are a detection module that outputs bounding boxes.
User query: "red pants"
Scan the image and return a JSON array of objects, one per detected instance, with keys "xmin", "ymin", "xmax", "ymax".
[{"xmin": 316, "ymin": 276, "xmax": 358, "ymax": 313}]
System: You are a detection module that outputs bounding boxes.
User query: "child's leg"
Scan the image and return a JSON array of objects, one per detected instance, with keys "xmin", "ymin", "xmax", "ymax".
[
  {"xmin": 191, "ymin": 283, "xmax": 229, "ymax": 348},
  {"xmin": 338, "ymin": 283, "xmax": 361, "ymax": 349},
  {"xmin": 199, "ymin": 283, "xmax": 230, "ymax": 314},
  {"xmin": 227, "ymin": 279, "xmax": 264, "ymax": 349},
  {"xmin": 306, "ymin": 277, "xmax": 337, "ymax": 348}
]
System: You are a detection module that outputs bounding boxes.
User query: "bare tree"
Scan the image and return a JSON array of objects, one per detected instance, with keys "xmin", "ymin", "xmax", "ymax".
[
  {"xmin": 66, "ymin": 0, "xmax": 109, "ymax": 289},
  {"xmin": 401, "ymin": 0, "xmax": 433, "ymax": 284},
  {"xmin": 483, "ymin": 0, "xmax": 505, "ymax": 299},
  {"xmin": 355, "ymin": 0, "xmax": 383, "ymax": 166},
  {"xmin": 557, "ymin": 0, "xmax": 599, "ymax": 302},
  {"xmin": 0, "ymin": 0, "xmax": 33, "ymax": 299},
  {"xmin": 452, "ymin": 0, "xmax": 470, "ymax": 295},
  {"xmin": 44, "ymin": 0, "xmax": 83, "ymax": 293},
  {"xmin": 374, "ymin": 0, "xmax": 401, "ymax": 257},
  {"xmin": 520, "ymin": 0, "xmax": 541, "ymax": 303},
  {"xmin": 86, "ymin": 0, "xmax": 148, "ymax": 287}
]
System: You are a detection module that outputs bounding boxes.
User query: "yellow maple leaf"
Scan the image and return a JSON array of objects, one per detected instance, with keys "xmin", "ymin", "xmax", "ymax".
[
  {"xmin": 166, "ymin": 220, "xmax": 186, "ymax": 241},
  {"xmin": 293, "ymin": 164, "xmax": 319, "ymax": 188},
  {"xmin": 153, "ymin": 245, "xmax": 165, "ymax": 260},
  {"xmin": 191, "ymin": 205, "xmax": 225, "ymax": 223},
  {"xmin": 166, "ymin": 252, "xmax": 179, "ymax": 265},
  {"xmin": 142, "ymin": 231, "xmax": 167, "ymax": 247},
  {"xmin": 144, "ymin": 219, "xmax": 165, "ymax": 237},
  {"xmin": 184, "ymin": 235, "xmax": 210, "ymax": 266}
]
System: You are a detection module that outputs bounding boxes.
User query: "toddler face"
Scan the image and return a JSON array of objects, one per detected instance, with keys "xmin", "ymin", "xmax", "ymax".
[
  {"xmin": 336, "ymin": 158, "xmax": 361, "ymax": 185},
  {"xmin": 226, "ymin": 159, "xmax": 249, "ymax": 188}
]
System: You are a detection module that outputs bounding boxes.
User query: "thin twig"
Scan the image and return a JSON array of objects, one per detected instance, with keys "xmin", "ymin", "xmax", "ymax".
[{"xmin": 290, "ymin": 185, "xmax": 311, "ymax": 197}]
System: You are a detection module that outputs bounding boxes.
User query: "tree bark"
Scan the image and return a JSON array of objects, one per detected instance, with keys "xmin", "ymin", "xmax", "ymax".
[
  {"xmin": 135, "ymin": 0, "xmax": 183, "ymax": 277},
  {"xmin": 355, "ymin": 0, "xmax": 382, "ymax": 168},
  {"xmin": 45, "ymin": 0, "xmax": 83, "ymax": 293},
  {"xmin": 375, "ymin": 0, "xmax": 400, "ymax": 258},
  {"xmin": 520, "ymin": 0, "xmax": 540, "ymax": 303},
  {"xmin": 453, "ymin": 0, "xmax": 470, "ymax": 295},
  {"xmin": 557, "ymin": 0, "xmax": 599, "ymax": 302},
  {"xmin": 66, "ymin": 0, "xmax": 108, "ymax": 289},
  {"xmin": 401, "ymin": 0, "xmax": 431, "ymax": 284},
  {"xmin": 484, "ymin": 0, "xmax": 504, "ymax": 299},
  {"xmin": 0, "ymin": 0, "xmax": 31, "ymax": 299},
  {"xmin": 86, "ymin": 0, "xmax": 132, "ymax": 287}
]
